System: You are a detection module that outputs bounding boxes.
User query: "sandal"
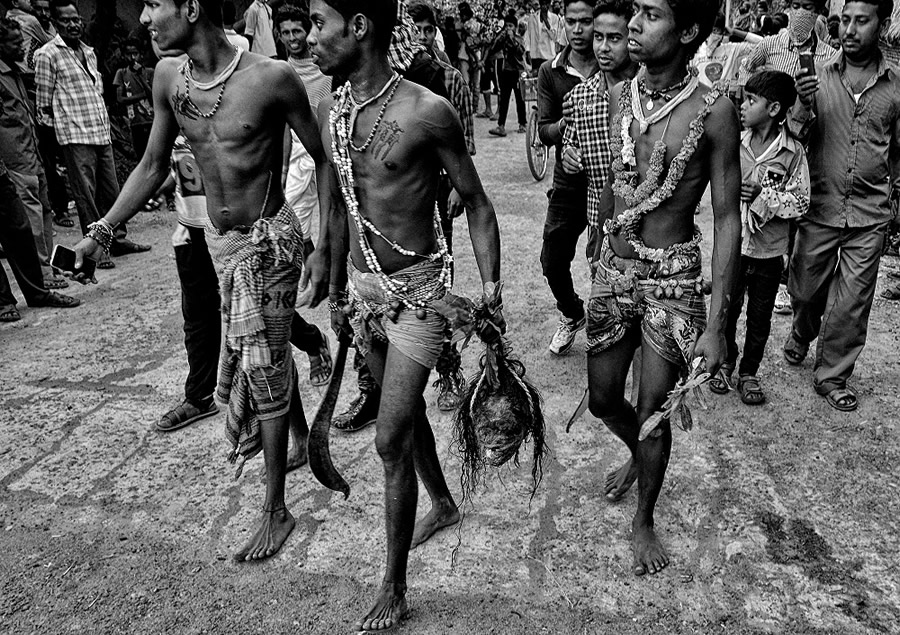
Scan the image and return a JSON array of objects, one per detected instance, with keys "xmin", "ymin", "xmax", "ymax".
[
  {"xmin": 708, "ymin": 364, "xmax": 735, "ymax": 394},
  {"xmin": 737, "ymin": 375, "xmax": 766, "ymax": 405},
  {"xmin": 782, "ymin": 336, "xmax": 808, "ymax": 366},
  {"xmin": 308, "ymin": 329, "xmax": 333, "ymax": 387},
  {"xmin": 157, "ymin": 398, "xmax": 219, "ymax": 432},
  {"xmin": 53, "ymin": 216, "xmax": 75, "ymax": 228},
  {"xmin": 30, "ymin": 292, "xmax": 80, "ymax": 308},
  {"xmin": 0, "ymin": 305, "xmax": 21, "ymax": 322},
  {"xmin": 823, "ymin": 387, "xmax": 858, "ymax": 412},
  {"xmin": 97, "ymin": 255, "xmax": 115, "ymax": 269},
  {"xmin": 880, "ymin": 284, "xmax": 900, "ymax": 300},
  {"xmin": 43, "ymin": 276, "xmax": 69, "ymax": 290}
]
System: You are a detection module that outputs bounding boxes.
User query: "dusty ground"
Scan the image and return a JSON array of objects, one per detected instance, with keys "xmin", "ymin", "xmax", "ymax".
[{"xmin": 2, "ymin": 115, "xmax": 900, "ymax": 635}]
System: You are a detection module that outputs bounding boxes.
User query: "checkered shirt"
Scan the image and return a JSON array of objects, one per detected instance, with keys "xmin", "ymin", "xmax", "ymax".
[
  {"xmin": 738, "ymin": 31, "xmax": 837, "ymax": 84},
  {"xmin": 388, "ymin": 0, "xmax": 427, "ymax": 73},
  {"xmin": 34, "ymin": 35, "xmax": 110, "ymax": 146},
  {"xmin": 562, "ymin": 73, "xmax": 611, "ymax": 231},
  {"xmin": 434, "ymin": 56, "xmax": 475, "ymax": 156}
]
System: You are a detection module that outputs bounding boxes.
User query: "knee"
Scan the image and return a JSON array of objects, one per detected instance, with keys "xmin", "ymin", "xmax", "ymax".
[
  {"xmin": 588, "ymin": 388, "xmax": 620, "ymax": 421},
  {"xmin": 374, "ymin": 423, "xmax": 414, "ymax": 465}
]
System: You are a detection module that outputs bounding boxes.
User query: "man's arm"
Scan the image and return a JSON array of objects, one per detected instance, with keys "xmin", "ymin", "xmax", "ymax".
[
  {"xmin": 243, "ymin": 5, "xmax": 257, "ymax": 49},
  {"xmin": 737, "ymin": 37, "xmax": 769, "ymax": 84},
  {"xmin": 425, "ymin": 96, "xmax": 500, "ymax": 286},
  {"xmin": 693, "ymin": 97, "xmax": 742, "ymax": 375},
  {"xmin": 34, "ymin": 49, "xmax": 54, "ymax": 126},
  {"xmin": 537, "ymin": 63, "xmax": 564, "ymax": 146}
]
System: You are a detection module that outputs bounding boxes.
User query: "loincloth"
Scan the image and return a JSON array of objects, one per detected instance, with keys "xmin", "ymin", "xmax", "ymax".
[
  {"xmin": 348, "ymin": 258, "xmax": 448, "ymax": 370},
  {"xmin": 587, "ymin": 237, "xmax": 707, "ymax": 368},
  {"xmin": 205, "ymin": 202, "xmax": 305, "ymax": 476}
]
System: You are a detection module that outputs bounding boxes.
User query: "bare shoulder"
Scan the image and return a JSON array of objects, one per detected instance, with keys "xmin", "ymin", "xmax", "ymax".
[
  {"xmin": 406, "ymin": 80, "xmax": 458, "ymax": 135},
  {"xmin": 704, "ymin": 90, "xmax": 740, "ymax": 141},
  {"xmin": 243, "ymin": 54, "xmax": 296, "ymax": 83},
  {"xmin": 154, "ymin": 56, "xmax": 182, "ymax": 81}
]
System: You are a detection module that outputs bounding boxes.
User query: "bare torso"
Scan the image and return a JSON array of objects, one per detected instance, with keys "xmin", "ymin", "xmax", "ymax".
[
  {"xmin": 608, "ymin": 84, "xmax": 721, "ymax": 258},
  {"xmin": 329, "ymin": 80, "xmax": 447, "ymax": 274},
  {"xmin": 162, "ymin": 53, "xmax": 293, "ymax": 231}
]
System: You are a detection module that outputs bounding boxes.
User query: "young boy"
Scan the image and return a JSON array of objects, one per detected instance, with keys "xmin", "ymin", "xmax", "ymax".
[
  {"xmin": 113, "ymin": 39, "xmax": 154, "ymax": 158},
  {"xmin": 709, "ymin": 70, "xmax": 809, "ymax": 404}
]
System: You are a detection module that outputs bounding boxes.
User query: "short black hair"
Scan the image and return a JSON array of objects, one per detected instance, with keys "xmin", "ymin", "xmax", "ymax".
[
  {"xmin": 275, "ymin": 4, "xmax": 311, "ymax": 32},
  {"xmin": 50, "ymin": 0, "xmax": 78, "ymax": 17},
  {"xmin": 745, "ymin": 70, "xmax": 797, "ymax": 122},
  {"xmin": 503, "ymin": 10, "xmax": 517, "ymax": 24},
  {"xmin": 408, "ymin": 2, "xmax": 436, "ymax": 26},
  {"xmin": 853, "ymin": 0, "xmax": 894, "ymax": 22},
  {"xmin": 0, "ymin": 17, "xmax": 22, "ymax": 40},
  {"xmin": 665, "ymin": 0, "xmax": 718, "ymax": 58},
  {"xmin": 172, "ymin": 0, "xmax": 224, "ymax": 27},
  {"xmin": 593, "ymin": 0, "xmax": 631, "ymax": 20},
  {"xmin": 564, "ymin": 0, "xmax": 596, "ymax": 9},
  {"xmin": 322, "ymin": 0, "xmax": 397, "ymax": 51}
]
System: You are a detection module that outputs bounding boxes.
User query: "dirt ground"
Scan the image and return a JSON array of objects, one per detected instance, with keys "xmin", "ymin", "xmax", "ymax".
[{"xmin": 2, "ymin": 115, "xmax": 900, "ymax": 635}]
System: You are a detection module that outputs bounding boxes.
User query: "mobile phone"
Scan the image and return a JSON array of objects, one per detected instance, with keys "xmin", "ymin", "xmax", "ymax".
[
  {"xmin": 51, "ymin": 244, "xmax": 97, "ymax": 279},
  {"xmin": 798, "ymin": 52, "xmax": 816, "ymax": 77}
]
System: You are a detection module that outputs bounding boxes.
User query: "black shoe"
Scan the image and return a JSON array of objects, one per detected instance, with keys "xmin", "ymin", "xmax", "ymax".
[
  {"xmin": 110, "ymin": 239, "xmax": 152, "ymax": 256},
  {"xmin": 332, "ymin": 389, "xmax": 380, "ymax": 432}
]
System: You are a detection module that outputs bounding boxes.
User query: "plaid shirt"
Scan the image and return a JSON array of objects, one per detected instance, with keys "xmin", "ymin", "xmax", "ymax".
[
  {"xmin": 388, "ymin": 0, "xmax": 424, "ymax": 73},
  {"xmin": 34, "ymin": 35, "xmax": 110, "ymax": 146},
  {"xmin": 562, "ymin": 73, "xmax": 611, "ymax": 231},
  {"xmin": 739, "ymin": 31, "xmax": 836, "ymax": 84},
  {"xmin": 433, "ymin": 55, "xmax": 475, "ymax": 156}
]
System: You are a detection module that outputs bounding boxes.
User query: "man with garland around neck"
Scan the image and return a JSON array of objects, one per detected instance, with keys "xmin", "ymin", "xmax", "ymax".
[
  {"xmin": 72, "ymin": 0, "xmax": 334, "ymax": 563},
  {"xmin": 586, "ymin": 0, "xmax": 741, "ymax": 576},
  {"xmin": 309, "ymin": 0, "xmax": 502, "ymax": 630}
]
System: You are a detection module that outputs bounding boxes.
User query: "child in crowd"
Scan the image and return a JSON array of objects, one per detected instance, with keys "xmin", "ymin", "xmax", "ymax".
[{"xmin": 710, "ymin": 70, "xmax": 809, "ymax": 405}]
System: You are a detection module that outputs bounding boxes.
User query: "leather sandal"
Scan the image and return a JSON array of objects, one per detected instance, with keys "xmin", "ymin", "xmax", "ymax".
[
  {"xmin": 0, "ymin": 305, "xmax": 21, "ymax": 322},
  {"xmin": 737, "ymin": 375, "xmax": 766, "ymax": 405},
  {"xmin": 708, "ymin": 364, "xmax": 735, "ymax": 394},
  {"xmin": 157, "ymin": 399, "xmax": 219, "ymax": 432},
  {"xmin": 823, "ymin": 387, "xmax": 858, "ymax": 412}
]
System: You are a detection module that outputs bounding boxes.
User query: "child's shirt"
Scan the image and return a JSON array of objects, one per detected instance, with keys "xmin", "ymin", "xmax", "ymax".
[
  {"xmin": 739, "ymin": 126, "xmax": 810, "ymax": 258},
  {"xmin": 112, "ymin": 65, "xmax": 154, "ymax": 125}
]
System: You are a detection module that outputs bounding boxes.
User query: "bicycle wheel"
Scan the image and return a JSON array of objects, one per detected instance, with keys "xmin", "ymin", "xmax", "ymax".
[{"xmin": 526, "ymin": 108, "xmax": 547, "ymax": 181}]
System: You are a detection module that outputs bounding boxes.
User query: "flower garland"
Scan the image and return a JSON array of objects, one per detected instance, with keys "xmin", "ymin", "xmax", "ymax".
[
  {"xmin": 606, "ymin": 79, "xmax": 722, "ymax": 262},
  {"xmin": 330, "ymin": 81, "xmax": 453, "ymax": 310}
]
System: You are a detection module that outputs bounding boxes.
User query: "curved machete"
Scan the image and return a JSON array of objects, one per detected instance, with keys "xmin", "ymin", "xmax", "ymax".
[{"xmin": 308, "ymin": 334, "xmax": 351, "ymax": 499}]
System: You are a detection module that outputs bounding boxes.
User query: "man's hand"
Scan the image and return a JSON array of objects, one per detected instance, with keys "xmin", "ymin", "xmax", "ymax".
[
  {"xmin": 299, "ymin": 248, "xmax": 329, "ymax": 307},
  {"xmin": 740, "ymin": 180, "xmax": 762, "ymax": 204},
  {"xmin": 692, "ymin": 330, "xmax": 726, "ymax": 378},
  {"xmin": 143, "ymin": 194, "xmax": 165, "ymax": 212},
  {"xmin": 448, "ymin": 188, "xmax": 465, "ymax": 218},
  {"xmin": 795, "ymin": 72, "xmax": 818, "ymax": 106},
  {"xmin": 562, "ymin": 145, "xmax": 583, "ymax": 174},
  {"xmin": 72, "ymin": 237, "xmax": 103, "ymax": 285},
  {"xmin": 561, "ymin": 96, "xmax": 574, "ymax": 129}
]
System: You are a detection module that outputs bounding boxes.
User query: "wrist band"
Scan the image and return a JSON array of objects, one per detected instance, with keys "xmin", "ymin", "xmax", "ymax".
[{"xmin": 85, "ymin": 220, "xmax": 114, "ymax": 254}]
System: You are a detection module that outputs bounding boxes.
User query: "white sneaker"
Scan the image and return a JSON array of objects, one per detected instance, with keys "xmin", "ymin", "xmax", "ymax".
[
  {"xmin": 773, "ymin": 286, "xmax": 792, "ymax": 315},
  {"xmin": 549, "ymin": 314, "xmax": 586, "ymax": 355}
]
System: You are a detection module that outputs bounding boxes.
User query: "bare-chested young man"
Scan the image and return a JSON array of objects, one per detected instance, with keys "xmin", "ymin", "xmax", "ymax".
[
  {"xmin": 73, "ymin": 0, "xmax": 332, "ymax": 562},
  {"xmin": 308, "ymin": 0, "xmax": 502, "ymax": 630},
  {"xmin": 586, "ymin": 0, "xmax": 740, "ymax": 575}
]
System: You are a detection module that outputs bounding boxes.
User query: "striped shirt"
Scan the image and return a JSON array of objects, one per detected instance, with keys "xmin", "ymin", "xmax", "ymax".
[
  {"xmin": 739, "ymin": 31, "xmax": 837, "ymax": 84},
  {"xmin": 434, "ymin": 55, "xmax": 475, "ymax": 156},
  {"xmin": 34, "ymin": 35, "xmax": 110, "ymax": 146}
]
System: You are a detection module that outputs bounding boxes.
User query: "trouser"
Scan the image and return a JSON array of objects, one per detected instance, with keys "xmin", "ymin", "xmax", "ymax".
[
  {"xmin": 174, "ymin": 225, "xmax": 221, "ymax": 404},
  {"xmin": 541, "ymin": 186, "xmax": 588, "ymax": 322},
  {"xmin": 780, "ymin": 220, "xmax": 798, "ymax": 285},
  {"xmin": 788, "ymin": 219, "xmax": 886, "ymax": 394},
  {"xmin": 36, "ymin": 124, "xmax": 69, "ymax": 218},
  {"xmin": 0, "ymin": 173, "xmax": 50, "ymax": 307},
  {"xmin": 497, "ymin": 69, "xmax": 526, "ymax": 128},
  {"xmin": 61, "ymin": 143, "xmax": 128, "ymax": 243},
  {"xmin": 7, "ymin": 169, "xmax": 54, "ymax": 279},
  {"xmin": 130, "ymin": 122, "xmax": 152, "ymax": 159},
  {"xmin": 723, "ymin": 254, "xmax": 783, "ymax": 377}
]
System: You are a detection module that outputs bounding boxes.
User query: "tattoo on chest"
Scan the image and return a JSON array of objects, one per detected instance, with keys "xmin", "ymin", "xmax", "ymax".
[
  {"xmin": 369, "ymin": 120, "xmax": 403, "ymax": 163},
  {"xmin": 171, "ymin": 88, "xmax": 201, "ymax": 121}
]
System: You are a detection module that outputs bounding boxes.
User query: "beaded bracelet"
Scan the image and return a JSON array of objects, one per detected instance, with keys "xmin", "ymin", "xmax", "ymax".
[{"xmin": 85, "ymin": 220, "xmax": 114, "ymax": 254}]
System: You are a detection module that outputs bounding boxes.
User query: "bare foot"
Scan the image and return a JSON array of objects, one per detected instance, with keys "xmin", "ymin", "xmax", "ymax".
[
  {"xmin": 355, "ymin": 582, "xmax": 409, "ymax": 632},
  {"xmin": 286, "ymin": 440, "xmax": 308, "ymax": 473},
  {"xmin": 632, "ymin": 521, "xmax": 669, "ymax": 576},
  {"xmin": 233, "ymin": 507, "xmax": 296, "ymax": 562},
  {"xmin": 604, "ymin": 458, "xmax": 637, "ymax": 502},
  {"xmin": 411, "ymin": 503, "xmax": 460, "ymax": 549}
]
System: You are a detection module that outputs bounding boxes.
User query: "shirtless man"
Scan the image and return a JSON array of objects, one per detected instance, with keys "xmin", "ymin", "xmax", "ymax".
[
  {"xmin": 73, "ymin": 0, "xmax": 332, "ymax": 562},
  {"xmin": 308, "ymin": 0, "xmax": 502, "ymax": 630},
  {"xmin": 586, "ymin": 0, "xmax": 740, "ymax": 575}
]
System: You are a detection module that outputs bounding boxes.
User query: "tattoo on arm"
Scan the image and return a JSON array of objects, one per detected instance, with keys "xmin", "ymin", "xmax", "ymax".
[{"xmin": 370, "ymin": 120, "xmax": 403, "ymax": 162}]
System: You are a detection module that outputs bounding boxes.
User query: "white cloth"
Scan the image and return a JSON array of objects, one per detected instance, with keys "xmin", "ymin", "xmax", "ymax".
[
  {"xmin": 244, "ymin": 0, "xmax": 277, "ymax": 57},
  {"xmin": 225, "ymin": 29, "xmax": 250, "ymax": 52}
]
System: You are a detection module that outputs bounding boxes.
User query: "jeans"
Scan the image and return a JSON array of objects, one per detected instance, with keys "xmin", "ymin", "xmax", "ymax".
[
  {"xmin": 7, "ymin": 169, "xmax": 54, "ymax": 279},
  {"xmin": 541, "ymin": 186, "xmax": 588, "ymax": 322},
  {"xmin": 174, "ymin": 226, "xmax": 221, "ymax": 404},
  {"xmin": 36, "ymin": 124, "xmax": 70, "ymax": 218},
  {"xmin": 497, "ymin": 69, "xmax": 526, "ymax": 128},
  {"xmin": 788, "ymin": 219, "xmax": 886, "ymax": 394},
  {"xmin": 0, "ymin": 173, "xmax": 50, "ymax": 307},
  {"xmin": 723, "ymin": 255, "xmax": 783, "ymax": 377},
  {"xmin": 61, "ymin": 143, "xmax": 128, "ymax": 243}
]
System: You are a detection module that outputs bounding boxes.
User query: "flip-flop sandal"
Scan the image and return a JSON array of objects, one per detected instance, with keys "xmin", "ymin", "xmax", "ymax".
[
  {"xmin": 738, "ymin": 375, "xmax": 766, "ymax": 405},
  {"xmin": 31, "ymin": 292, "xmax": 81, "ymax": 308},
  {"xmin": 0, "ymin": 305, "xmax": 21, "ymax": 322},
  {"xmin": 880, "ymin": 285, "xmax": 900, "ymax": 300},
  {"xmin": 708, "ymin": 364, "xmax": 735, "ymax": 394},
  {"xmin": 53, "ymin": 216, "xmax": 75, "ymax": 228},
  {"xmin": 157, "ymin": 399, "xmax": 219, "ymax": 432},
  {"xmin": 824, "ymin": 387, "xmax": 858, "ymax": 412},
  {"xmin": 308, "ymin": 330, "xmax": 333, "ymax": 387}
]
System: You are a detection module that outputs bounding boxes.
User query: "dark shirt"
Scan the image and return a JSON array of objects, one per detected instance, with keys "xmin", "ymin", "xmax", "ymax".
[
  {"xmin": 0, "ymin": 58, "xmax": 41, "ymax": 174},
  {"xmin": 789, "ymin": 51, "xmax": 900, "ymax": 228},
  {"xmin": 537, "ymin": 47, "xmax": 596, "ymax": 190},
  {"xmin": 403, "ymin": 50, "xmax": 449, "ymax": 101}
]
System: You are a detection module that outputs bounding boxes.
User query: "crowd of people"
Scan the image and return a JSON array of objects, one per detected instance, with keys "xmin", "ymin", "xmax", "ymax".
[{"xmin": 2, "ymin": 0, "xmax": 898, "ymax": 632}]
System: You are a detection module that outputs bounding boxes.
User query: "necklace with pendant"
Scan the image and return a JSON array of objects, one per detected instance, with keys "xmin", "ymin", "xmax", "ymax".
[{"xmin": 639, "ymin": 70, "xmax": 693, "ymax": 111}]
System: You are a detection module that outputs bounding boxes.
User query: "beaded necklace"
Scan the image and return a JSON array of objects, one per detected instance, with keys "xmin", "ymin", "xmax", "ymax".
[
  {"xmin": 637, "ymin": 67, "xmax": 694, "ymax": 112},
  {"xmin": 180, "ymin": 46, "xmax": 242, "ymax": 119},
  {"xmin": 606, "ymin": 79, "xmax": 721, "ymax": 261},
  {"xmin": 330, "ymin": 80, "xmax": 452, "ymax": 310},
  {"xmin": 348, "ymin": 73, "xmax": 402, "ymax": 153},
  {"xmin": 631, "ymin": 68, "xmax": 699, "ymax": 135}
]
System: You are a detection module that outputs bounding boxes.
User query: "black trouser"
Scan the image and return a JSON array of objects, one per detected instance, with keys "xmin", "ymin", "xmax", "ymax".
[
  {"xmin": 36, "ymin": 124, "xmax": 70, "ymax": 218},
  {"xmin": 0, "ymin": 173, "xmax": 51, "ymax": 307},
  {"xmin": 174, "ymin": 225, "xmax": 221, "ymax": 404},
  {"xmin": 780, "ymin": 220, "xmax": 798, "ymax": 285},
  {"xmin": 130, "ymin": 122, "xmax": 153, "ymax": 159},
  {"xmin": 497, "ymin": 68, "xmax": 526, "ymax": 128},
  {"xmin": 723, "ymin": 254, "xmax": 783, "ymax": 377},
  {"xmin": 541, "ymin": 186, "xmax": 588, "ymax": 322}
]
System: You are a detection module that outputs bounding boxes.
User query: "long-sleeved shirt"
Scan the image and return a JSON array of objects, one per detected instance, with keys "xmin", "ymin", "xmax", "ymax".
[
  {"xmin": 524, "ymin": 11, "xmax": 566, "ymax": 61},
  {"xmin": 739, "ymin": 127, "xmax": 810, "ymax": 258},
  {"xmin": 33, "ymin": 35, "xmax": 109, "ymax": 146},
  {"xmin": 739, "ymin": 30, "xmax": 836, "ymax": 84},
  {"xmin": 788, "ymin": 52, "xmax": 900, "ymax": 228},
  {"xmin": 0, "ymin": 58, "xmax": 42, "ymax": 175},
  {"xmin": 537, "ymin": 47, "xmax": 596, "ymax": 190},
  {"xmin": 561, "ymin": 73, "xmax": 610, "ymax": 230}
]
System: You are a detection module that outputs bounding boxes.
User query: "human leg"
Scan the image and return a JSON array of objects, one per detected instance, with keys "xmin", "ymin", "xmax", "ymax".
[
  {"xmin": 490, "ymin": 70, "xmax": 514, "ymax": 134},
  {"xmin": 541, "ymin": 187, "xmax": 588, "ymax": 322},
  {"xmin": 36, "ymin": 124, "xmax": 70, "ymax": 220},
  {"xmin": 738, "ymin": 255, "xmax": 782, "ymax": 378},
  {"xmin": 712, "ymin": 256, "xmax": 747, "ymax": 393},
  {"xmin": 6, "ymin": 169, "xmax": 54, "ymax": 280},
  {"xmin": 513, "ymin": 80, "xmax": 527, "ymax": 129},
  {"xmin": 286, "ymin": 382, "xmax": 309, "ymax": 471},
  {"xmin": 333, "ymin": 349, "xmax": 381, "ymax": 432},
  {"xmin": 61, "ymin": 144, "xmax": 101, "ymax": 235},
  {"xmin": 0, "ymin": 173, "xmax": 51, "ymax": 306}
]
